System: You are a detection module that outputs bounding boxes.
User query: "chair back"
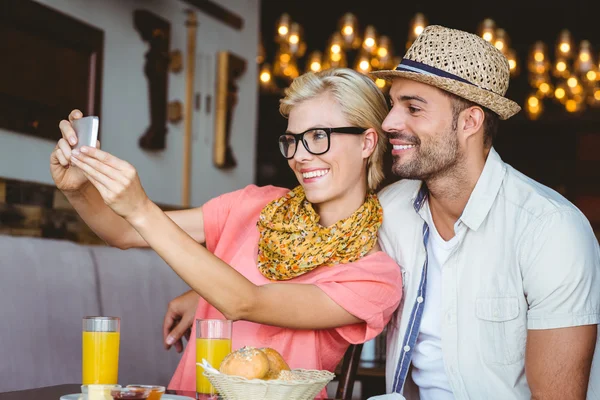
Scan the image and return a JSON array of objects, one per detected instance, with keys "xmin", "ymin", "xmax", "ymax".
[{"xmin": 335, "ymin": 343, "xmax": 364, "ymax": 400}]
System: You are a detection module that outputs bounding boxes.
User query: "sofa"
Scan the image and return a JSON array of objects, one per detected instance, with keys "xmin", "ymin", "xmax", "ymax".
[{"xmin": 0, "ymin": 235, "xmax": 191, "ymax": 392}]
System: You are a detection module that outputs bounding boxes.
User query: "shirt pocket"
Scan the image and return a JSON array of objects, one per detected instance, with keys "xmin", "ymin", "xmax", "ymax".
[{"xmin": 475, "ymin": 296, "xmax": 527, "ymax": 365}]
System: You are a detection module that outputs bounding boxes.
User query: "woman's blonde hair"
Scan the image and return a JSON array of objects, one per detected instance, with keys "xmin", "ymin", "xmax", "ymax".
[{"xmin": 279, "ymin": 68, "xmax": 389, "ymax": 191}]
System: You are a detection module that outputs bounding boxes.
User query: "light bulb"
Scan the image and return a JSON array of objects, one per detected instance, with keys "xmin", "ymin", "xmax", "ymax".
[
  {"xmin": 528, "ymin": 96, "xmax": 539, "ymax": 107},
  {"xmin": 479, "ymin": 18, "xmax": 496, "ymax": 43},
  {"xmin": 306, "ymin": 51, "xmax": 322, "ymax": 73},
  {"xmin": 338, "ymin": 13, "xmax": 358, "ymax": 49},
  {"xmin": 556, "ymin": 29, "xmax": 573, "ymax": 58},
  {"xmin": 280, "ymin": 53, "xmax": 291, "ymax": 63},
  {"xmin": 410, "ymin": 13, "xmax": 428, "ymax": 39},
  {"xmin": 260, "ymin": 71, "xmax": 271, "ymax": 83},
  {"xmin": 363, "ymin": 25, "xmax": 377, "ymax": 53},
  {"xmin": 276, "ymin": 13, "xmax": 291, "ymax": 40},
  {"xmin": 259, "ymin": 63, "xmax": 272, "ymax": 86},
  {"xmin": 567, "ymin": 77, "xmax": 578, "ymax": 88}
]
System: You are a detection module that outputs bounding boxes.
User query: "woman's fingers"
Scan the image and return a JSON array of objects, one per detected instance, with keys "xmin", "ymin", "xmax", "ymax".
[
  {"xmin": 54, "ymin": 148, "xmax": 69, "ymax": 167},
  {"xmin": 70, "ymin": 155, "xmax": 123, "ymax": 194},
  {"xmin": 58, "ymin": 109, "xmax": 83, "ymax": 147},
  {"xmin": 79, "ymin": 146, "xmax": 131, "ymax": 172},
  {"xmin": 79, "ymin": 169, "xmax": 110, "ymax": 198},
  {"xmin": 57, "ymin": 138, "xmax": 73, "ymax": 160},
  {"xmin": 58, "ymin": 119, "xmax": 78, "ymax": 146},
  {"xmin": 72, "ymin": 150, "xmax": 128, "ymax": 186},
  {"xmin": 68, "ymin": 109, "xmax": 83, "ymax": 123}
]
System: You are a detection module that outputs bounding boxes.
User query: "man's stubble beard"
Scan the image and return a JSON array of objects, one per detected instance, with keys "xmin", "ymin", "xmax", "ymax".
[{"xmin": 391, "ymin": 125, "xmax": 461, "ymax": 182}]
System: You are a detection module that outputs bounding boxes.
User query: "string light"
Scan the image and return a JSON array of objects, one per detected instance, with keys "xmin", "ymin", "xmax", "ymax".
[
  {"xmin": 527, "ymin": 30, "xmax": 597, "ymax": 118},
  {"xmin": 262, "ymin": 13, "xmax": 521, "ymax": 99}
]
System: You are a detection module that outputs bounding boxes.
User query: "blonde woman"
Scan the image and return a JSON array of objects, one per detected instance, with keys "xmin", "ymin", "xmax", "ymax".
[{"xmin": 50, "ymin": 68, "xmax": 403, "ymax": 394}]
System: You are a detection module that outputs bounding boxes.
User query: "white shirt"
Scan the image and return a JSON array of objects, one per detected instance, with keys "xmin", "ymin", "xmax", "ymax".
[
  {"xmin": 372, "ymin": 148, "xmax": 600, "ymax": 400},
  {"xmin": 410, "ymin": 202, "xmax": 462, "ymax": 400}
]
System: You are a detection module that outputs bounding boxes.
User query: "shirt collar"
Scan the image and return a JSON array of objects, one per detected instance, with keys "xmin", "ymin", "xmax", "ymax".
[
  {"xmin": 459, "ymin": 147, "xmax": 506, "ymax": 231},
  {"xmin": 411, "ymin": 147, "xmax": 507, "ymax": 231}
]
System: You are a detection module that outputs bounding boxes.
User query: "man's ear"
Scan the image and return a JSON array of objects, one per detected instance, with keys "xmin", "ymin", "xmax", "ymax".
[{"xmin": 460, "ymin": 106, "xmax": 485, "ymax": 141}]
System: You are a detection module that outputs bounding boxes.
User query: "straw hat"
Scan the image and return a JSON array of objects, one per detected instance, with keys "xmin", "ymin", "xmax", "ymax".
[{"xmin": 370, "ymin": 25, "xmax": 521, "ymax": 120}]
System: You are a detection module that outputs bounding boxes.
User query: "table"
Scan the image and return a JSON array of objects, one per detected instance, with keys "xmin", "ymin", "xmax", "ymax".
[
  {"xmin": 0, "ymin": 384, "xmax": 197, "ymax": 400},
  {"xmin": 0, "ymin": 384, "xmax": 342, "ymax": 400}
]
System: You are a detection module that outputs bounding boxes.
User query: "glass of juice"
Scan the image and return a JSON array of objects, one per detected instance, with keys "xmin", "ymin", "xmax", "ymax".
[
  {"xmin": 196, "ymin": 319, "xmax": 232, "ymax": 395},
  {"xmin": 110, "ymin": 387, "xmax": 151, "ymax": 399},
  {"xmin": 126, "ymin": 385, "xmax": 165, "ymax": 400},
  {"xmin": 82, "ymin": 316, "xmax": 121, "ymax": 385}
]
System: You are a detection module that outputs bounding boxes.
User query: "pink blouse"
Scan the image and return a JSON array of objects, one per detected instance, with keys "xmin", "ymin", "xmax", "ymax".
[{"xmin": 168, "ymin": 185, "xmax": 402, "ymax": 395}]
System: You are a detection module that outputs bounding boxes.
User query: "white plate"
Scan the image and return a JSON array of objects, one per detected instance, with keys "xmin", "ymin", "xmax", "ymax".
[{"xmin": 60, "ymin": 395, "xmax": 195, "ymax": 400}]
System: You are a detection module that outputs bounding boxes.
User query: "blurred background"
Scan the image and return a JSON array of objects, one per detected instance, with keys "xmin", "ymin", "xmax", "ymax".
[
  {"xmin": 0, "ymin": 0, "xmax": 599, "ymax": 398},
  {"xmin": 1, "ymin": 0, "xmax": 599, "ymax": 242},
  {"xmin": 256, "ymin": 0, "xmax": 600, "ymax": 240}
]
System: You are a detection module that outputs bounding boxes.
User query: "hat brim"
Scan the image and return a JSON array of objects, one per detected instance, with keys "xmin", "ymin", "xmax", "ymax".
[{"xmin": 370, "ymin": 70, "xmax": 521, "ymax": 120}]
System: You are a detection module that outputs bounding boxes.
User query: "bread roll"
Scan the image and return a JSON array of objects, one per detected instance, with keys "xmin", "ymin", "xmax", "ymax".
[
  {"xmin": 260, "ymin": 347, "xmax": 291, "ymax": 380},
  {"xmin": 219, "ymin": 346, "xmax": 290, "ymax": 380},
  {"xmin": 219, "ymin": 346, "xmax": 270, "ymax": 379}
]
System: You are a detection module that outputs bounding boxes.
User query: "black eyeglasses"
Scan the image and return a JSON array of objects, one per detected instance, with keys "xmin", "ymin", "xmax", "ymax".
[{"xmin": 278, "ymin": 127, "xmax": 367, "ymax": 159}]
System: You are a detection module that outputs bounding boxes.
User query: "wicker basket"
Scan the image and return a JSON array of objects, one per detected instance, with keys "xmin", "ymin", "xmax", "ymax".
[{"xmin": 204, "ymin": 369, "xmax": 335, "ymax": 400}]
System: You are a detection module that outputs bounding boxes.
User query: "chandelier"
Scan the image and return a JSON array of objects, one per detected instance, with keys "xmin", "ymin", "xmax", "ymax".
[
  {"xmin": 258, "ymin": 14, "xmax": 519, "ymax": 94},
  {"xmin": 525, "ymin": 30, "xmax": 600, "ymax": 119}
]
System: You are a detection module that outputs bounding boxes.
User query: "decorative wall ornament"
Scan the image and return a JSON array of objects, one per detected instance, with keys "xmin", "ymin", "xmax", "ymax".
[
  {"xmin": 133, "ymin": 9, "xmax": 172, "ymax": 151},
  {"xmin": 0, "ymin": 0, "xmax": 103, "ymax": 141},
  {"xmin": 214, "ymin": 51, "xmax": 247, "ymax": 169},
  {"xmin": 180, "ymin": 0, "xmax": 243, "ymax": 31}
]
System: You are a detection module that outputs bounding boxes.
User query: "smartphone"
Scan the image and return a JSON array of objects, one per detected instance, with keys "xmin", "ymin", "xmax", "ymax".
[{"xmin": 72, "ymin": 116, "xmax": 99, "ymax": 150}]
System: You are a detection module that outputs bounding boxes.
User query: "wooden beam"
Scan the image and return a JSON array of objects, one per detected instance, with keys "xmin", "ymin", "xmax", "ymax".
[
  {"xmin": 180, "ymin": 0, "xmax": 243, "ymax": 30},
  {"xmin": 182, "ymin": 10, "xmax": 197, "ymax": 207}
]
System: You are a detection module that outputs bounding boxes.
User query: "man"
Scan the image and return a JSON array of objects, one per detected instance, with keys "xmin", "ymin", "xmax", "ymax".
[
  {"xmin": 162, "ymin": 24, "xmax": 600, "ymax": 399},
  {"xmin": 369, "ymin": 25, "xmax": 599, "ymax": 399}
]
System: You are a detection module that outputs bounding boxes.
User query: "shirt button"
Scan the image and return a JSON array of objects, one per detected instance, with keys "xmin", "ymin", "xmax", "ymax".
[
  {"xmin": 417, "ymin": 296, "xmax": 424, "ymax": 303},
  {"xmin": 403, "ymin": 345, "xmax": 411, "ymax": 352}
]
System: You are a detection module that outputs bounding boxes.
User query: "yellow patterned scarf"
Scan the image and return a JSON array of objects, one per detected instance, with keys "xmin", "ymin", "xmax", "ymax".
[{"xmin": 257, "ymin": 185, "xmax": 383, "ymax": 281}]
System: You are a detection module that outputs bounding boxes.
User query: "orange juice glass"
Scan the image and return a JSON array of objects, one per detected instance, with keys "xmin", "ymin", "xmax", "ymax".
[
  {"xmin": 82, "ymin": 316, "xmax": 120, "ymax": 385},
  {"xmin": 196, "ymin": 319, "xmax": 232, "ymax": 395}
]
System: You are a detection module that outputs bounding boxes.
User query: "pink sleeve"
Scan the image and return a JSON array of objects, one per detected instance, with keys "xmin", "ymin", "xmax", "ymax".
[
  {"xmin": 201, "ymin": 187, "xmax": 249, "ymax": 253},
  {"xmin": 314, "ymin": 254, "xmax": 403, "ymax": 344},
  {"xmin": 202, "ymin": 185, "xmax": 290, "ymax": 253}
]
